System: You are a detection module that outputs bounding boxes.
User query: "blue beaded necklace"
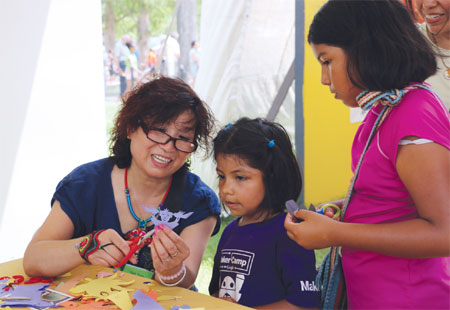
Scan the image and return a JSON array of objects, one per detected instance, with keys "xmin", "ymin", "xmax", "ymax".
[{"xmin": 124, "ymin": 168, "xmax": 171, "ymax": 228}]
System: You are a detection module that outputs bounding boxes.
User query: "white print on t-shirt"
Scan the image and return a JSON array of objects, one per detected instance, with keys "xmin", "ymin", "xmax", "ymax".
[
  {"xmin": 217, "ymin": 249, "xmax": 254, "ymax": 302},
  {"xmin": 219, "ymin": 249, "xmax": 254, "ymax": 275},
  {"xmin": 300, "ymin": 280, "xmax": 319, "ymax": 292},
  {"xmin": 142, "ymin": 205, "xmax": 193, "ymax": 229},
  {"xmin": 219, "ymin": 274, "xmax": 245, "ymax": 302}
]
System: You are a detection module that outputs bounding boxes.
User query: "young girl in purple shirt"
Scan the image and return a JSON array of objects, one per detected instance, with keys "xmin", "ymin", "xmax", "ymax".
[{"xmin": 209, "ymin": 118, "xmax": 319, "ymax": 309}]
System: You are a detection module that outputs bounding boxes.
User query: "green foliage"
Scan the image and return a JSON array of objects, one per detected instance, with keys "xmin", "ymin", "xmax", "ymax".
[
  {"xmin": 196, "ymin": 214, "xmax": 235, "ymax": 294},
  {"xmin": 315, "ymin": 248, "xmax": 329, "ymax": 268},
  {"xmin": 148, "ymin": 0, "xmax": 177, "ymax": 36},
  {"xmin": 102, "ymin": 0, "xmax": 177, "ymax": 40}
]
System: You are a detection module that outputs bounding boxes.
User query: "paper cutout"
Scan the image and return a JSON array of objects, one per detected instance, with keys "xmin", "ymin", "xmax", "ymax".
[
  {"xmin": 97, "ymin": 271, "xmax": 114, "ymax": 278},
  {"xmin": 108, "ymin": 290, "xmax": 133, "ymax": 310},
  {"xmin": 142, "ymin": 206, "xmax": 193, "ymax": 229},
  {"xmin": 157, "ymin": 295, "xmax": 182, "ymax": 301},
  {"xmin": 140, "ymin": 287, "xmax": 157, "ymax": 301},
  {"xmin": 55, "ymin": 273, "xmax": 88, "ymax": 295},
  {"xmin": 170, "ymin": 305, "xmax": 191, "ymax": 310},
  {"xmin": 40, "ymin": 288, "xmax": 73, "ymax": 304},
  {"xmin": 69, "ymin": 273, "xmax": 134, "ymax": 300},
  {"xmin": 3, "ymin": 279, "xmax": 15, "ymax": 286},
  {"xmin": 131, "ymin": 289, "xmax": 164, "ymax": 310},
  {"xmin": 0, "ymin": 279, "xmax": 8, "ymax": 291},
  {"xmin": 0, "ymin": 284, "xmax": 56, "ymax": 309},
  {"xmin": 60, "ymin": 271, "xmax": 72, "ymax": 277},
  {"xmin": 59, "ymin": 300, "xmax": 118, "ymax": 309},
  {"xmin": 143, "ymin": 281, "xmax": 156, "ymax": 287}
]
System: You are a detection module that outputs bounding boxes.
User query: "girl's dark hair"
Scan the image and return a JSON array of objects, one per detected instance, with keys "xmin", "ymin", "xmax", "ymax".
[
  {"xmin": 110, "ymin": 76, "xmax": 215, "ymax": 168},
  {"xmin": 404, "ymin": 0, "xmax": 419, "ymax": 22},
  {"xmin": 308, "ymin": 0, "xmax": 437, "ymax": 91},
  {"xmin": 213, "ymin": 118, "xmax": 302, "ymax": 219}
]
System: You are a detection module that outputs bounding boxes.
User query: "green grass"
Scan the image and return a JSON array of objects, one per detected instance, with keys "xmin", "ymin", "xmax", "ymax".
[
  {"xmin": 315, "ymin": 248, "xmax": 330, "ymax": 269},
  {"xmin": 195, "ymin": 215, "xmax": 235, "ymax": 294}
]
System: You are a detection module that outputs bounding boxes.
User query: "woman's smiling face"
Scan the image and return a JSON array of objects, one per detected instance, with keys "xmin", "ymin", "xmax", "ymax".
[{"xmin": 129, "ymin": 110, "xmax": 195, "ymax": 180}]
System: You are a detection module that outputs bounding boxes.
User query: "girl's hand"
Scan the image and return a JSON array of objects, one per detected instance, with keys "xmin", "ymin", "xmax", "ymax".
[
  {"xmin": 317, "ymin": 199, "xmax": 344, "ymax": 220},
  {"xmin": 150, "ymin": 225, "xmax": 190, "ymax": 276},
  {"xmin": 86, "ymin": 229, "xmax": 135, "ymax": 267},
  {"xmin": 284, "ymin": 210, "xmax": 339, "ymax": 250}
]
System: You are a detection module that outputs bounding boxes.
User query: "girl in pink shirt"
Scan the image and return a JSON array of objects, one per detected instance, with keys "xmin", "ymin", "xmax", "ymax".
[{"xmin": 285, "ymin": 0, "xmax": 450, "ymax": 308}]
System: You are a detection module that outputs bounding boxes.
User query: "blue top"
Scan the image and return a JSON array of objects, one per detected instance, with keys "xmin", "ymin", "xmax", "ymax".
[
  {"xmin": 209, "ymin": 213, "xmax": 320, "ymax": 308},
  {"xmin": 51, "ymin": 158, "xmax": 221, "ymax": 269}
]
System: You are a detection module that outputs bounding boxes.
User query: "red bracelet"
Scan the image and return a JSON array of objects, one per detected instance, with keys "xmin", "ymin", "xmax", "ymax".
[{"xmin": 75, "ymin": 229, "xmax": 105, "ymax": 263}]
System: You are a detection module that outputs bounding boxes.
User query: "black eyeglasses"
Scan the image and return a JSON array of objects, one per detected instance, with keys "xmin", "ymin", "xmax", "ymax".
[{"xmin": 140, "ymin": 124, "xmax": 197, "ymax": 153}]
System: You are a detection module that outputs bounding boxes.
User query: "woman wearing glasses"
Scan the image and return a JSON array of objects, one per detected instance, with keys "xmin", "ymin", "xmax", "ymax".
[{"xmin": 23, "ymin": 76, "xmax": 221, "ymax": 289}]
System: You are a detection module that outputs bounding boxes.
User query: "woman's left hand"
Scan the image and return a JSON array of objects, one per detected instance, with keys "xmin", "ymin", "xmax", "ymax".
[
  {"xmin": 150, "ymin": 225, "xmax": 190, "ymax": 276},
  {"xmin": 284, "ymin": 210, "xmax": 340, "ymax": 250}
]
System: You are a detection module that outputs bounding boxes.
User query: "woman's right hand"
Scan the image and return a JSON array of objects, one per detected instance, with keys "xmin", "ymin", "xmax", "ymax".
[{"xmin": 85, "ymin": 229, "xmax": 136, "ymax": 267}]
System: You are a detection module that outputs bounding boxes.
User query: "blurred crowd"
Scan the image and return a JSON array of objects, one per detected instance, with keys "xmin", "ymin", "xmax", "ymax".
[{"xmin": 103, "ymin": 33, "xmax": 200, "ymax": 95}]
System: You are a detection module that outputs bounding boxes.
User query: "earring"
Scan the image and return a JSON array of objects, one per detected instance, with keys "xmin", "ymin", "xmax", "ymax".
[{"xmin": 186, "ymin": 156, "xmax": 191, "ymax": 166}]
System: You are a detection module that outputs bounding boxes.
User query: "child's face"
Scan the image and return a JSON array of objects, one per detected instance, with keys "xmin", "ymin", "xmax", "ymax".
[
  {"xmin": 311, "ymin": 43, "xmax": 363, "ymax": 108},
  {"xmin": 216, "ymin": 154, "xmax": 265, "ymax": 225}
]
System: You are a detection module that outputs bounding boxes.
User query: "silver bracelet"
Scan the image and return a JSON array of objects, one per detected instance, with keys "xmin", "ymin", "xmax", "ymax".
[{"xmin": 156, "ymin": 262, "xmax": 186, "ymax": 287}]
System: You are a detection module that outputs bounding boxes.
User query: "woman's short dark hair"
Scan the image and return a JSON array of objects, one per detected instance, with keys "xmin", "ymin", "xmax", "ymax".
[
  {"xmin": 110, "ymin": 76, "xmax": 215, "ymax": 168},
  {"xmin": 213, "ymin": 118, "xmax": 302, "ymax": 219},
  {"xmin": 308, "ymin": 0, "xmax": 437, "ymax": 91}
]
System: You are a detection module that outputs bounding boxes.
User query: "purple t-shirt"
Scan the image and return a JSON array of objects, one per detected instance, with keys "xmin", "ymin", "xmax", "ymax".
[
  {"xmin": 343, "ymin": 87, "xmax": 450, "ymax": 309},
  {"xmin": 209, "ymin": 213, "xmax": 319, "ymax": 308}
]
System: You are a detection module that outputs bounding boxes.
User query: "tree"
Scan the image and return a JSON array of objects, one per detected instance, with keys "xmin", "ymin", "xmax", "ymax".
[
  {"xmin": 137, "ymin": 11, "xmax": 150, "ymax": 66},
  {"xmin": 103, "ymin": 0, "xmax": 116, "ymax": 52},
  {"xmin": 177, "ymin": 0, "xmax": 197, "ymax": 81},
  {"xmin": 103, "ymin": 0, "xmax": 177, "ymax": 67}
]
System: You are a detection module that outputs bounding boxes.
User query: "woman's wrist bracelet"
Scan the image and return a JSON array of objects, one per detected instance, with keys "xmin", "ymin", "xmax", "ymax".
[
  {"xmin": 75, "ymin": 230, "xmax": 105, "ymax": 263},
  {"xmin": 156, "ymin": 262, "xmax": 186, "ymax": 286}
]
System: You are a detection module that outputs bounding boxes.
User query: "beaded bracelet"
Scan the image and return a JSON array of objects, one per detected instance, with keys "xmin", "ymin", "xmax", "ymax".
[{"xmin": 156, "ymin": 262, "xmax": 186, "ymax": 287}]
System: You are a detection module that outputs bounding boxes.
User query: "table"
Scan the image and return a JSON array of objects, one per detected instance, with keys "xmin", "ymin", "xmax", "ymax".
[{"xmin": 0, "ymin": 259, "xmax": 253, "ymax": 310}]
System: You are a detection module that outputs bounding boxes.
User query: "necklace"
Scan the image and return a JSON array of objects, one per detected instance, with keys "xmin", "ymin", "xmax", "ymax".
[{"xmin": 124, "ymin": 168, "xmax": 172, "ymax": 228}]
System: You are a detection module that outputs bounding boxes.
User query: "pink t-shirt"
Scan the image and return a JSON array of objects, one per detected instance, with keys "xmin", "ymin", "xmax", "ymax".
[{"xmin": 342, "ymin": 87, "xmax": 450, "ymax": 309}]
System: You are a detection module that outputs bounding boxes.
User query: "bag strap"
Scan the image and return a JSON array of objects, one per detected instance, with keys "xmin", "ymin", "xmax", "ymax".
[{"xmin": 340, "ymin": 83, "xmax": 433, "ymax": 219}]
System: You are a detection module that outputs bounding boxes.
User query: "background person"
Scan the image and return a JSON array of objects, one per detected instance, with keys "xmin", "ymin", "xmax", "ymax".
[
  {"xmin": 189, "ymin": 40, "xmax": 200, "ymax": 86},
  {"xmin": 114, "ymin": 34, "xmax": 131, "ymax": 96},
  {"xmin": 406, "ymin": 0, "xmax": 450, "ymax": 111},
  {"xmin": 23, "ymin": 77, "xmax": 221, "ymax": 289},
  {"xmin": 125, "ymin": 42, "xmax": 141, "ymax": 91},
  {"xmin": 285, "ymin": 0, "xmax": 450, "ymax": 309}
]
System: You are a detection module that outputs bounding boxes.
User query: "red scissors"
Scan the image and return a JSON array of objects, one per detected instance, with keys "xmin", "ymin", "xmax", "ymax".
[{"xmin": 115, "ymin": 229, "xmax": 154, "ymax": 268}]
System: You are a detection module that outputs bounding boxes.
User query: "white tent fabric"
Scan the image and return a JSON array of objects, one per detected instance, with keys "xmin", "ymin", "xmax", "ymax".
[
  {"xmin": 192, "ymin": 0, "xmax": 296, "ymax": 191},
  {"xmin": 0, "ymin": 0, "xmax": 106, "ymax": 263}
]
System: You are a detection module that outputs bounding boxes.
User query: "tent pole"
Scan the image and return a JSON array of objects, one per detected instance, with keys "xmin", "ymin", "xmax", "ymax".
[
  {"xmin": 266, "ymin": 60, "xmax": 295, "ymax": 122},
  {"xmin": 295, "ymin": 0, "xmax": 305, "ymax": 204}
]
